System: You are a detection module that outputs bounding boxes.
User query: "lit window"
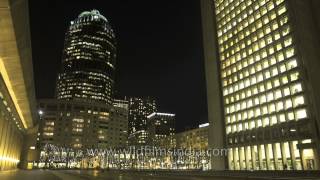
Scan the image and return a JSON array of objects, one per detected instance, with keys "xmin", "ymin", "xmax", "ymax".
[
  {"xmin": 227, "ymin": 126, "xmax": 231, "ymax": 134},
  {"xmin": 272, "ymin": 67, "xmax": 278, "ymax": 76},
  {"xmin": 245, "ymin": 122, "xmax": 249, "ymax": 130},
  {"xmin": 286, "ymin": 48, "xmax": 295, "ymax": 58},
  {"xmin": 284, "ymin": 37, "xmax": 292, "ymax": 47},
  {"xmin": 283, "ymin": 87, "xmax": 291, "ymax": 96},
  {"xmin": 238, "ymin": 123, "xmax": 243, "ymax": 132},
  {"xmin": 261, "ymin": 96, "xmax": 268, "ymax": 105},
  {"xmin": 267, "ymin": 92, "xmax": 274, "ymax": 101},
  {"xmin": 291, "ymin": 83, "xmax": 303, "ymax": 94},
  {"xmin": 262, "ymin": 106, "xmax": 268, "ymax": 115},
  {"xmin": 274, "ymin": 31, "xmax": 280, "ymax": 40},
  {"xmin": 285, "ymin": 99, "xmax": 293, "ymax": 109},
  {"xmin": 257, "ymin": 119, "xmax": 262, "ymax": 127},
  {"xmin": 250, "ymin": 121, "xmax": 255, "ymax": 129},
  {"xmin": 280, "ymin": 64, "xmax": 286, "ymax": 73},
  {"xmin": 270, "ymin": 57, "xmax": 277, "ymax": 66},
  {"xmin": 288, "ymin": 112, "xmax": 295, "ymax": 120},
  {"xmin": 263, "ymin": 117, "xmax": 270, "ymax": 126},
  {"xmin": 287, "ymin": 59, "xmax": 297, "ymax": 70},
  {"xmin": 295, "ymin": 109, "xmax": 307, "ymax": 120},
  {"xmin": 271, "ymin": 116, "xmax": 277, "ymax": 125},
  {"xmin": 293, "ymin": 96, "xmax": 305, "ymax": 107},
  {"xmin": 277, "ymin": 101, "xmax": 284, "ymax": 111},
  {"xmin": 275, "ymin": 90, "xmax": 282, "ymax": 99},
  {"xmin": 277, "ymin": 52, "xmax": 284, "ymax": 62},
  {"xmin": 290, "ymin": 72, "xmax": 299, "ymax": 81},
  {"xmin": 278, "ymin": 4, "xmax": 286, "ymax": 14},
  {"xmin": 279, "ymin": 114, "xmax": 286, "ymax": 122},
  {"xmin": 282, "ymin": 26, "xmax": 290, "ymax": 36},
  {"xmin": 269, "ymin": 103, "xmax": 276, "ymax": 113},
  {"xmin": 265, "ymin": 71, "xmax": 271, "ymax": 79}
]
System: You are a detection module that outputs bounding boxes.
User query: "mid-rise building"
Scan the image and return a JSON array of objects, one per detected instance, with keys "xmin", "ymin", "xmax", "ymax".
[
  {"xmin": 56, "ymin": 10, "xmax": 117, "ymax": 105},
  {"xmin": 147, "ymin": 112, "xmax": 175, "ymax": 147},
  {"xmin": 201, "ymin": 0, "xmax": 320, "ymax": 170},
  {"xmin": 37, "ymin": 99, "xmax": 128, "ymax": 150},
  {"xmin": 175, "ymin": 123, "xmax": 209, "ymax": 150},
  {"xmin": 0, "ymin": 0, "xmax": 37, "ymax": 170},
  {"xmin": 127, "ymin": 97, "xmax": 157, "ymax": 146}
]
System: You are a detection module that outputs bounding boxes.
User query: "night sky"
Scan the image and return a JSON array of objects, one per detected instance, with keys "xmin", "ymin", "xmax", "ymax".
[{"xmin": 29, "ymin": 0, "xmax": 208, "ymax": 132}]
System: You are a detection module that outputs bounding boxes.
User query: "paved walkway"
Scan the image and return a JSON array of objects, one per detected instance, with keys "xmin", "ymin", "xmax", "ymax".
[{"xmin": 0, "ymin": 170, "xmax": 320, "ymax": 180}]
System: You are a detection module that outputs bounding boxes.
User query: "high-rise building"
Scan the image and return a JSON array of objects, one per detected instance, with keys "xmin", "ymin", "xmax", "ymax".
[
  {"xmin": 201, "ymin": 0, "xmax": 320, "ymax": 170},
  {"xmin": 147, "ymin": 112, "xmax": 175, "ymax": 147},
  {"xmin": 0, "ymin": 0, "xmax": 37, "ymax": 170},
  {"xmin": 56, "ymin": 10, "xmax": 117, "ymax": 105},
  {"xmin": 128, "ymin": 97, "xmax": 157, "ymax": 146}
]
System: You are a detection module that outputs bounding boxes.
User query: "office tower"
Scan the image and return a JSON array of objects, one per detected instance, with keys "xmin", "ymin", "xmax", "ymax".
[
  {"xmin": 0, "ymin": 0, "xmax": 37, "ymax": 170},
  {"xmin": 201, "ymin": 0, "xmax": 320, "ymax": 170},
  {"xmin": 147, "ymin": 112, "xmax": 175, "ymax": 147},
  {"xmin": 56, "ymin": 10, "xmax": 117, "ymax": 105},
  {"xmin": 37, "ymin": 99, "xmax": 128, "ymax": 152},
  {"xmin": 128, "ymin": 97, "xmax": 157, "ymax": 146}
]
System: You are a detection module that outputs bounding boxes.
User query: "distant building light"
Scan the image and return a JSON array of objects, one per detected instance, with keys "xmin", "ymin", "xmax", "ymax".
[
  {"xmin": 29, "ymin": 146, "xmax": 35, "ymax": 150},
  {"xmin": 38, "ymin": 110, "xmax": 43, "ymax": 115},
  {"xmin": 199, "ymin": 123, "xmax": 209, "ymax": 128}
]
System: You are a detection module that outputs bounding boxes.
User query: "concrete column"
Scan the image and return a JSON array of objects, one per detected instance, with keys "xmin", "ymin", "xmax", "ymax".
[
  {"xmin": 251, "ymin": 146, "xmax": 257, "ymax": 170},
  {"xmin": 289, "ymin": 141, "xmax": 297, "ymax": 170},
  {"xmin": 200, "ymin": 0, "xmax": 227, "ymax": 170},
  {"xmin": 265, "ymin": 144, "xmax": 271, "ymax": 170},
  {"xmin": 273, "ymin": 143, "xmax": 279, "ymax": 170},
  {"xmin": 0, "ymin": 118, "xmax": 9, "ymax": 170},
  {"xmin": 288, "ymin": 0, "xmax": 320, "ymax": 169}
]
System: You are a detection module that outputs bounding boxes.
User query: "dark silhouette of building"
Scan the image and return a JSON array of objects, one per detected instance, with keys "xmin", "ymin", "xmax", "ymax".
[{"xmin": 147, "ymin": 112, "xmax": 175, "ymax": 147}]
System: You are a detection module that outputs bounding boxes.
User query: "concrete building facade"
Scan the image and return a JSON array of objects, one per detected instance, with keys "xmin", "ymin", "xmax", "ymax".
[
  {"xmin": 37, "ymin": 99, "xmax": 128, "ymax": 150},
  {"xmin": 0, "ymin": 0, "xmax": 37, "ymax": 170},
  {"xmin": 175, "ymin": 123, "xmax": 209, "ymax": 150},
  {"xmin": 201, "ymin": 0, "xmax": 320, "ymax": 170}
]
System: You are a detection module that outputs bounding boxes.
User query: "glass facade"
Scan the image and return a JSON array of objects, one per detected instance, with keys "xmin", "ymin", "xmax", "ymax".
[
  {"xmin": 56, "ymin": 10, "xmax": 117, "ymax": 105},
  {"xmin": 213, "ymin": 0, "xmax": 318, "ymax": 170}
]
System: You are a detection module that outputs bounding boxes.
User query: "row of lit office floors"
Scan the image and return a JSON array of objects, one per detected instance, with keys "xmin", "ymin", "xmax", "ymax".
[{"xmin": 227, "ymin": 140, "xmax": 319, "ymax": 170}]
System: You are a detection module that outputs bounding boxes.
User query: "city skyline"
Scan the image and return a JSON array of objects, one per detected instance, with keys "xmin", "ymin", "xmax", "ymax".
[
  {"xmin": 29, "ymin": 0, "xmax": 208, "ymax": 132},
  {"xmin": 2, "ymin": 0, "xmax": 320, "ymax": 178}
]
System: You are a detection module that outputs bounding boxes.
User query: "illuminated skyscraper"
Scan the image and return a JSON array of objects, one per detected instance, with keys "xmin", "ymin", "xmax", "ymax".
[
  {"xmin": 127, "ymin": 97, "xmax": 157, "ymax": 146},
  {"xmin": 56, "ymin": 10, "xmax": 117, "ymax": 105},
  {"xmin": 202, "ymin": 0, "xmax": 320, "ymax": 170}
]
